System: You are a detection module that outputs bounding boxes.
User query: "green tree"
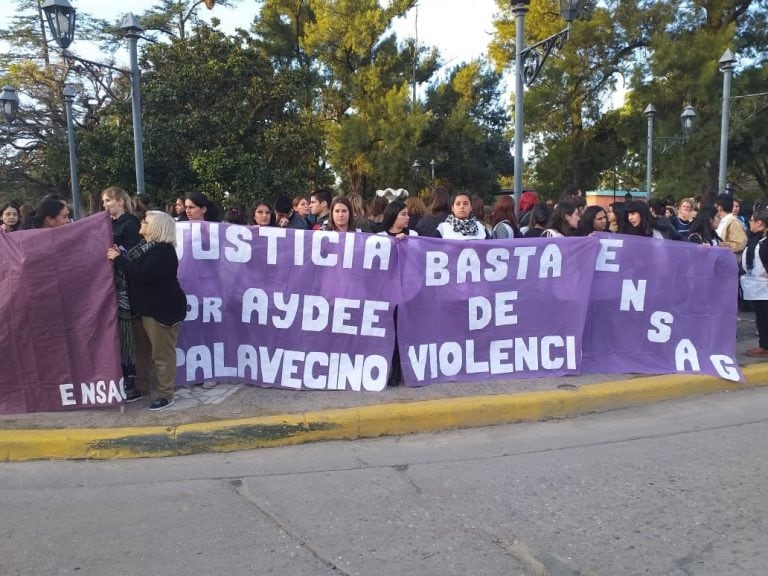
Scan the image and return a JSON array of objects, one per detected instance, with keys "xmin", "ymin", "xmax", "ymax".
[
  {"xmin": 253, "ymin": 0, "xmax": 510, "ymax": 198},
  {"xmin": 490, "ymin": 0, "xmax": 768, "ymax": 200},
  {"xmin": 422, "ymin": 60, "xmax": 513, "ymax": 198},
  {"xmin": 0, "ymin": 1, "xmax": 142, "ymax": 205},
  {"xmin": 79, "ymin": 24, "xmax": 330, "ymax": 210}
]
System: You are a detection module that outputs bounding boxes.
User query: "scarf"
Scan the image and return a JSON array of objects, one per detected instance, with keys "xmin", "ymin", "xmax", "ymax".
[
  {"xmin": 115, "ymin": 240, "xmax": 155, "ymax": 363},
  {"xmin": 446, "ymin": 214, "xmax": 480, "ymax": 236}
]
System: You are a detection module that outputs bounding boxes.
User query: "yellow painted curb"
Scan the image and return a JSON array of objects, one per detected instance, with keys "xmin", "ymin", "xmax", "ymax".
[{"xmin": 2, "ymin": 364, "xmax": 768, "ymax": 462}]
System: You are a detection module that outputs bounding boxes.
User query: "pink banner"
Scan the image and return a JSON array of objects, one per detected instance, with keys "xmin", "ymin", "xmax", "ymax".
[{"xmin": 0, "ymin": 214, "xmax": 123, "ymax": 415}]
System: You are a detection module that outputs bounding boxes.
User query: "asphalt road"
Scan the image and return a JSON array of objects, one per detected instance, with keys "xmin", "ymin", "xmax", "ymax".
[{"xmin": 2, "ymin": 387, "xmax": 767, "ymax": 576}]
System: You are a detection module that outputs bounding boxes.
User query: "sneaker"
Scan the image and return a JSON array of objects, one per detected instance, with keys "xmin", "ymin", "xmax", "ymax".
[
  {"xmin": 148, "ymin": 398, "xmax": 174, "ymax": 411},
  {"xmin": 124, "ymin": 389, "xmax": 144, "ymax": 403},
  {"xmin": 745, "ymin": 347, "xmax": 768, "ymax": 357}
]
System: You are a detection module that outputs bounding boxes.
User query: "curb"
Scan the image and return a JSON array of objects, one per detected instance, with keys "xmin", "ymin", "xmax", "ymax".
[{"xmin": 2, "ymin": 365, "xmax": 767, "ymax": 462}]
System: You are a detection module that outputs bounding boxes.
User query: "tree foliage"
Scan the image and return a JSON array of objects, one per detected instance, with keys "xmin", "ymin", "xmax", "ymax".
[
  {"xmin": 491, "ymin": 0, "xmax": 768, "ymax": 201},
  {"xmin": 2, "ymin": 0, "xmax": 514, "ymax": 210}
]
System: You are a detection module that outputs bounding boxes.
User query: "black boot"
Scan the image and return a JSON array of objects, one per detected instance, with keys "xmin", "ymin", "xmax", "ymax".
[{"xmin": 122, "ymin": 363, "xmax": 143, "ymax": 402}]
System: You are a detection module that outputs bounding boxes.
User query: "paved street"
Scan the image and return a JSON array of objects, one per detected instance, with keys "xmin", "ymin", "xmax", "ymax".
[{"xmin": 2, "ymin": 386, "xmax": 767, "ymax": 575}]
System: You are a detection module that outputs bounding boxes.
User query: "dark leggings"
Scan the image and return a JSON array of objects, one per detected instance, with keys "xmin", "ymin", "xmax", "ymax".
[{"xmin": 754, "ymin": 300, "xmax": 768, "ymax": 349}]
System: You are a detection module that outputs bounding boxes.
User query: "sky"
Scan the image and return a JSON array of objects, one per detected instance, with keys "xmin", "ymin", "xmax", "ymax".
[{"xmin": 59, "ymin": 0, "xmax": 502, "ymax": 72}]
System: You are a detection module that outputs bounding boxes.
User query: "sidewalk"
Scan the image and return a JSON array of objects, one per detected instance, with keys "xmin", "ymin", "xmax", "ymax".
[{"xmin": 2, "ymin": 315, "xmax": 766, "ymax": 461}]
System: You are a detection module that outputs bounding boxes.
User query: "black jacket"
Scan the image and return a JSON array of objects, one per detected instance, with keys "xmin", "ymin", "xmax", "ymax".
[
  {"xmin": 112, "ymin": 213, "xmax": 141, "ymax": 250},
  {"xmin": 114, "ymin": 242, "xmax": 187, "ymax": 326},
  {"xmin": 653, "ymin": 216, "xmax": 684, "ymax": 241}
]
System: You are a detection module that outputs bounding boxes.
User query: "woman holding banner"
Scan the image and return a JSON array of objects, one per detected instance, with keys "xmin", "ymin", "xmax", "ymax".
[
  {"xmin": 107, "ymin": 211, "xmax": 187, "ymax": 411},
  {"xmin": 378, "ymin": 200, "xmax": 418, "ymax": 239},
  {"xmin": 543, "ymin": 202, "xmax": 580, "ymax": 237},
  {"xmin": 101, "ymin": 186, "xmax": 142, "ymax": 402},
  {"xmin": 21, "ymin": 195, "xmax": 70, "ymax": 229},
  {"xmin": 623, "ymin": 201, "xmax": 663, "ymax": 239},
  {"xmin": 251, "ymin": 200, "xmax": 276, "ymax": 227},
  {"xmin": 435, "ymin": 193, "xmax": 488, "ymax": 240}
]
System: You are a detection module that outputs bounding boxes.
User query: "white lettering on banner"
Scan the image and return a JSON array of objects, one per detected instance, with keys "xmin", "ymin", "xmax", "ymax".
[
  {"xmin": 710, "ymin": 355, "xmax": 740, "ymax": 381},
  {"xmin": 191, "ymin": 222, "xmax": 220, "ymax": 260},
  {"xmin": 178, "ymin": 344, "xmax": 388, "ymax": 391},
  {"xmin": 59, "ymin": 383, "xmax": 76, "ymax": 406},
  {"xmin": 675, "ymin": 339, "xmax": 701, "ymax": 371},
  {"xmin": 176, "ymin": 222, "xmax": 392, "ymax": 270},
  {"xmin": 58, "ymin": 379, "xmax": 125, "ymax": 407},
  {"xmin": 407, "ymin": 337, "xmax": 577, "ymax": 381},
  {"xmin": 241, "ymin": 289, "xmax": 389, "ymax": 336},
  {"xmin": 260, "ymin": 226, "xmax": 288, "ymax": 264},
  {"xmin": 225, "ymin": 225, "xmax": 253, "ymax": 262},
  {"xmin": 424, "ymin": 245, "xmax": 563, "ymax": 286},
  {"xmin": 596, "ymin": 238, "xmax": 623, "ymax": 272},
  {"xmin": 468, "ymin": 292, "xmax": 518, "ymax": 330},
  {"xmin": 620, "ymin": 279, "xmax": 647, "ymax": 311},
  {"xmin": 185, "ymin": 295, "xmax": 223, "ymax": 322},
  {"xmin": 539, "ymin": 244, "xmax": 562, "ymax": 278},
  {"xmin": 647, "ymin": 311, "xmax": 674, "ymax": 343}
]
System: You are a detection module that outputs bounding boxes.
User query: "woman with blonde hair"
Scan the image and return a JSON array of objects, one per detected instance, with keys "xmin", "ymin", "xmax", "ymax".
[
  {"xmin": 672, "ymin": 197, "xmax": 695, "ymax": 234},
  {"xmin": 102, "ymin": 186, "xmax": 142, "ymax": 401},
  {"xmin": 107, "ymin": 211, "xmax": 187, "ymax": 411}
]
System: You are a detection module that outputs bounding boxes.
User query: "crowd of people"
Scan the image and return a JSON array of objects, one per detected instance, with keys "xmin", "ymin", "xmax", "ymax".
[{"xmin": 3, "ymin": 184, "xmax": 768, "ymax": 407}]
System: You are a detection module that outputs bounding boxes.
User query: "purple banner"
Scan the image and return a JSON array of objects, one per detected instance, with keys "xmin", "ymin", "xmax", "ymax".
[
  {"xmin": 174, "ymin": 222, "xmax": 398, "ymax": 391},
  {"xmin": 582, "ymin": 233, "xmax": 742, "ymax": 381},
  {"xmin": 396, "ymin": 236, "xmax": 601, "ymax": 385},
  {"xmin": 0, "ymin": 221, "xmax": 743, "ymax": 415},
  {"xmin": 0, "ymin": 214, "xmax": 123, "ymax": 415}
]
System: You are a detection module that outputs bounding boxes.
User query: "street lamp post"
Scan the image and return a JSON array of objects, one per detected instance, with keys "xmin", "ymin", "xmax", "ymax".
[
  {"xmin": 123, "ymin": 13, "xmax": 146, "ymax": 196},
  {"xmin": 0, "ymin": 85, "xmax": 19, "ymax": 124},
  {"xmin": 429, "ymin": 158, "xmax": 436, "ymax": 188},
  {"xmin": 644, "ymin": 103, "xmax": 696, "ymax": 197},
  {"xmin": 512, "ymin": 0, "xmax": 581, "ymax": 212},
  {"xmin": 63, "ymin": 86, "xmax": 82, "ymax": 220},
  {"xmin": 717, "ymin": 49, "xmax": 768, "ymax": 196},
  {"xmin": 645, "ymin": 104, "xmax": 655, "ymax": 201},
  {"xmin": 718, "ymin": 49, "xmax": 736, "ymax": 195},
  {"xmin": 411, "ymin": 159, "xmax": 422, "ymax": 194},
  {"xmin": 42, "ymin": 0, "xmax": 147, "ymax": 197}
]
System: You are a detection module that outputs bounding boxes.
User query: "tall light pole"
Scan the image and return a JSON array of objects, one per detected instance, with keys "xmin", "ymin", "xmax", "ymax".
[
  {"xmin": 644, "ymin": 103, "xmax": 696, "ymax": 197},
  {"xmin": 429, "ymin": 158, "xmax": 436, "ymax": 188},
  {"xmin": 63, "ymin": 86, "xmax": 82, "ymax": 220},
  {"xmin": 512, "ymin": 0, "xmax": 581, "ymax": 212},
  {"xmin": 42, "ymin": 0, "xmax": 147, "ymax": 197},
  {"xmin": 645, "ymin": 104, "xmax": 656, "ymax": 200},
  {"xmin": 123, "ymin": 13, "xmax": 146, "ymax": 196},
  {"xmin": 718, "ymin": 49, "xmax": 736, "ymax": 195},
  {"xmin": 717, "ymin": 49, "xmax": 768, "ymax": 197}
]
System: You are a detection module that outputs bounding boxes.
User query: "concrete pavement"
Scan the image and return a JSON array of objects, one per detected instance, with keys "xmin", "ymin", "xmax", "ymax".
[{"xmin": 2, "ymin": 315, "xmax": 766, "ymax": 462}]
